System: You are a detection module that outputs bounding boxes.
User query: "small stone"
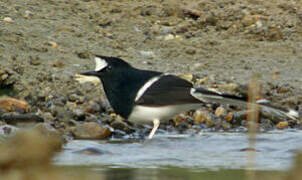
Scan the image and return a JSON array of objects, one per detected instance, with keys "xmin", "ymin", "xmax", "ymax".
[
  {"xmin": 139, "ymin": 51, "xmax": 154, "ymax": 58},
  {"xmin": 164, "ymin": 34, "xmax": 175, "ymax": 40},
  {"xmin": 226, "ymin": 113, "xmax": 233, "ymax": 122},
  {"xmin": 71, "ymin": 122, "xmax": 111, "ymax": 139},
  {"xmin": 53, "ymin": 59, "xmax": 64, "ymax": 68},
  {"xmin": 0, "ymin": 97, "xmax": 29, "ymax": 113},
  {"xmin": 48, "ymin": 41, "xmax": 58, "ymax": 48},
  {"xmin": 215, "ymin": 106, "xmax": 226, "ymax": 117},
  {"xmin": 242, "ymin": 15, "xmax": 255, "ymax": 27},
  {"xmin": 24, "ymin": 10, "xmax": 32, "ymax": 18},
  {"xmin": 72, "ymin": 109, "xmax": 86, "ymax": 121},
  {"xmin": 218, "ymin": 83, "xmax": 239, "ymax": 92},
  {"xmin": 85, "ymin": 101, "xmax": 101, "ymax": 114},
  {"xmin": 77, "ymin": 51, "xmax": 90, "ymax": 59},
  {"xmin": 193, "ymin": 110, "xmax": 214, "ymax": 127},
  {"xmin": 110, "ymin": 119, "xmax": 134, "ymax": 134},
  {"xmin": 68, "ymin": 94, "xmax": 85, "ymax": 104},
  {"xmin": 42, "ymin": 112, "xmax": 55, "ymax": 123},
  {"xmin": 196, "ymin": 77, "xmax": 208, "ymax": 85},
  {"xmin": 0, "ymin": 125, "xmax": 19, "ymax": 136},
  {"xmin": 276, "ymin": 121, "xmax": 289, "ymax": 130},
  {"xmin": 185, "ymin": 48, "xmax": 196, "ymax": 55},
  {"xmin": 255, "ymin": 20, "xmax": 262, "ymax": 28},
  {"xmin": 3, "ymin": 17, "xmax": 13, "ymax": 23},
  {"xmin": 73, "ymin": 147, "xmax": 111, "ymax": 155},
  {"xmin": 29, "ymin": 56, "xmax": 41, "ymax": 66},
  {"xmin": 178, "ymin": 73, "xmax": 194, "ymax": 82},
  {"xmin": 34, "ymin": 123, "xmax": 62, "ymax": 140}
]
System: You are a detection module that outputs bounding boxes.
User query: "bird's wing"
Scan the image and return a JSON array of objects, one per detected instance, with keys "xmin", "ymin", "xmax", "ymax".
[{"xmin": 135, "ymin": 74, "xmax": 201, "ymax": 106}]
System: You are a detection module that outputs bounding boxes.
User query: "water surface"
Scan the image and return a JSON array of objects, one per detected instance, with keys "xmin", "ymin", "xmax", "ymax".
[{"xmin": 55, "ymin": 130, "xmax": 302, "ymax": 171}]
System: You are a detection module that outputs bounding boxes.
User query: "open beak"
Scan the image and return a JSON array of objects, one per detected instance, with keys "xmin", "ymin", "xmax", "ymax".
[{"xmin": 80, "ymin": 71, "xmax": 99, "ymax": 76}]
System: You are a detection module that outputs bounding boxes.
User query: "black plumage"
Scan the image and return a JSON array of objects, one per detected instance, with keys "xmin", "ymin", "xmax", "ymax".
[{"xmin": 81, "ymin": 55, "xmax": 299, "ymax": 139}]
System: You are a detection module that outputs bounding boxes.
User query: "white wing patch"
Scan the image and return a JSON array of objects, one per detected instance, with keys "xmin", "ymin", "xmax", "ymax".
[
  {"xmin": 135, "ymin": 75, "xmax": 161, "ymax": 102},
  {"xmin": 95, "ymin": 57, "xmax": 108, "ymax": 71}
]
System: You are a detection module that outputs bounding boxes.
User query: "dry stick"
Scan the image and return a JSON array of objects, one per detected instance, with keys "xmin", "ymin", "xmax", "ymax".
[{"xmin": 246, "ymin": 75, "xmax": 261, "ymax": 180}]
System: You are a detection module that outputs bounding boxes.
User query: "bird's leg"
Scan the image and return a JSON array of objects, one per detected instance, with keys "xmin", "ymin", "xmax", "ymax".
[{"xmin": 148, "ymin": 119, "xmax": 160, "ymax": 139}]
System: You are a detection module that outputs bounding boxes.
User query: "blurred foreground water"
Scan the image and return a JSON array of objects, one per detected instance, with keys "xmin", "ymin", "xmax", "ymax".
[{"xmin": 53, "ymin": 130, "xmax": 302, "ymax": 179}]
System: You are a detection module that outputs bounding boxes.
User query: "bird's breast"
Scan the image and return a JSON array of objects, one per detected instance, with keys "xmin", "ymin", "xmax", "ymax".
[{"xmin": 127, "ymin": 104, "xmax": 201, "ymax": 124}]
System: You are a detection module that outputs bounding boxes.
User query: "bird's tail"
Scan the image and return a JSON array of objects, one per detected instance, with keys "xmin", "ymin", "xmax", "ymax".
[{"xmin": 191, "ymin": 87, "xmax": 299, "ymax": 121}]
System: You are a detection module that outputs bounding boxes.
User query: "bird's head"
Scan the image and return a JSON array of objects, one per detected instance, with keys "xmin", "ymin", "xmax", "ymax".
[{"xmin": 81, "ymin": 55, "xmax": 132, "ymax": 78}]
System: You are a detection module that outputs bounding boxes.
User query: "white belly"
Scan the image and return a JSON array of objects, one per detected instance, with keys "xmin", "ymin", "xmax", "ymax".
[{"xmin": 127, "ymin": 104, "xmax": 200, "ymax": 124}]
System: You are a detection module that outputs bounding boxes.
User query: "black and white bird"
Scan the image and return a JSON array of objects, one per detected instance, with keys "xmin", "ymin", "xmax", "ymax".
[{"xmin": 81, "ymin": 55, "xmax": 299, "ymax": 139}]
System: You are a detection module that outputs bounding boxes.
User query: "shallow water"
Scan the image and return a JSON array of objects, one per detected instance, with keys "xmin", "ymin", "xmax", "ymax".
[{"xmin": 55, "ymin": 129, "xmax": 302, "ymax": 172}]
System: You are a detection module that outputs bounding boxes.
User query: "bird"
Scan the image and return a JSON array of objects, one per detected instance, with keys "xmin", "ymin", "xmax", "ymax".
[{"xmin": 81, "ymin": 55, "xmax": 299, "ymax": 139}]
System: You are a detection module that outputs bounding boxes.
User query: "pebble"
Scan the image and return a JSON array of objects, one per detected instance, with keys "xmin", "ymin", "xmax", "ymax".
[
  {"xmin": 0, "ymin": 97, "xmax": 29, "ymax": 113},
  {"xmin": 24, "ymin": 10, "xmax": 32, "ymax": 18},
  {"xmin": 196, "ymin": 77, "xmax": 208, "ymax": 85},
  {"xmin": 73, "ymin": 147, "xmax": 112, "ymax": 155},
  {"xmin": 3, "ymin": 17, "xmax": 13, "ymax": 23},
  {"xmin": 193, "ymin": 110, "xmax": 214, "ymax": 127},
  {"xmin": 139, "ymin": 51, "xmax": 154, "ymax": 58},
  {"xmin": 0, "ymin": 125, "xmax": 19, "ymax": 136},
  {"xmin": 215, "ymin": 106, "xmax": 226, "ymax": 117},
  {"xmin": 48, "ymin": 41, "xmax": 58, "ymax": 48},
  {"xmin": 218, "ymin": 83, "xmax": 239, "ymax": 92},
  {"xmin": 71, "ymin": 122, "xmax": 111, "ymax": 139},
  {"xmin": 85, "ymin": 100, "xmax": 101, "ymax": 114},
  {"xmin": 68, "ymin": 93, "xmax": 85, "ymax": 104},
  {"xmin": 110, "ymin": 119, "xmax": 134, "ymax": 134},
  {"xmin": 72, "ymin": 109, "xmax": 86, "ymax": 121},
  {"xmin": 178, "ymin": 73, "xmax": 194, "ymax": 82},
  {"xmin": 185, "ymin": 48, "xmax": 196, "ymax": 55},
  {"xmin": 29, "ymin": 56, "xmax": 41, "ymax": 66},
  {"xmin": 276, "ymin": 121, "xmax": 289, "ymax": 130},
  {"xmin": 77, "ymin": 51, "xmax": 90, "ymax": 59},
  {"xmin": 34, "ymin": 123, "xmax": 62, "ymax": 140}
]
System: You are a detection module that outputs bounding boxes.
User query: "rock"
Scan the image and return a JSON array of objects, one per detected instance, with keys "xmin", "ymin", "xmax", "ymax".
[
  {"xmin": 196, "ymin": 77, "xmax": 208, "ymax": 85},
  {"xmin": 76, "ymin": 51, "xmax": 90, "ymax": 59},
  {"xmin": 215, "ymin": 106, "xmax": 226, "ymax": 117},
  {"xmin": 24, "ymin": 10, "xmax": 32, "ymax": 18},
  {"xmin": 29, "ymin": 55, "xmax": 42, "ymax": 66},
  {"xmin": 218, "ymin": 83, "xmax": 239, "ymax": 93},
  {"xmin": 242, "ymin": 15, "xmax": 256, "ymax": 27},
  {"xmin": 185, "ymin": 48, "xmax": 196, "ymax": 55},
  {"xmin": 0, "ymin": 125, "xmax": 19, "ymax": 136},
  {"xmin": 110, "ymin": 119, "xmax": 134, "ymax": 134},
  {"xmin": 193, "ymin": 110, "xmax": 214, "ymax": 127},
  {"xmin": 68, "ymin": 93, "xmax": 85, "ymax": 104},
  {"xmin": 34, "ymin": 123, "xmax": 62, "ymax": 140},
  {"xmin": 48, "ymin": 41, "xmax": 58, "ymax": 48},
  {"xmin": 3, "ymin": 17, "xmax": 13, "ymax": 23},
  {"xmin": 1, "ymin": 113, "xmax": 44, "ymax": 126},
  {"xmin": 71, "ymin": 122, "xmax": 111, "ymax": 139},
  {"xmin": 276, "ymin": 121, "xmax": 289, "ymax": 130},
  {"xmin": 178, "ymin": 73, "xmax": 195, "ymax": 82},
  {"xmin": 85, "ymin": 100, "xmax": 101, "ymax": 114},
  {"xmin": 0, "ymin": 96, "xmax": 29, "ymax": 113},
  {"xmin": 53, "ymin": 59, "xmax": 64, "ymax": 68},
  {"xmin": 139, "ymin": 51, "xmax": 154, "ymax": 58},
  {"xmin": 72, "ymin": 109, "xmax": 86, "ymax": 121},
  {"xmin": 73, "ymin": 147, "xmax": 112, "ymax": 155}
]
